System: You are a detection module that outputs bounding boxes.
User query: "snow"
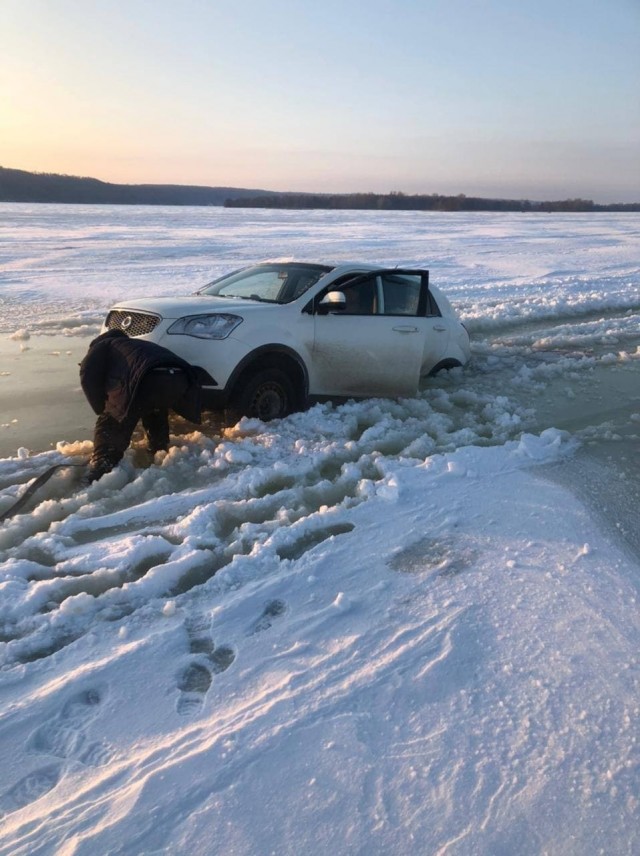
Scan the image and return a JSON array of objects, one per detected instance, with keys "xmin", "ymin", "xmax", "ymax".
[{"xmin": 1, "ymin": 204, "xmax": 639, "ymax": 855}]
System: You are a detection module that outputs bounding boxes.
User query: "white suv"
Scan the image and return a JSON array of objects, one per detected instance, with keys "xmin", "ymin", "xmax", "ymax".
[{"xmin": 103, "ymin": 261, "xmax": 470, "ymax": 420}]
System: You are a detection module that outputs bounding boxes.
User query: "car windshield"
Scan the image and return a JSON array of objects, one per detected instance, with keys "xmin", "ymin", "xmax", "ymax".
[{"xmin": 199, "ymin": 263, "xmax": 333, "ymax": 304}]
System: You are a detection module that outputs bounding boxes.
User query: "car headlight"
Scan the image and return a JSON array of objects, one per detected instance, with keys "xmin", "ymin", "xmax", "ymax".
[{"xmin": 167, "ymin": 313, "xmax": 243, "ymax": 340}]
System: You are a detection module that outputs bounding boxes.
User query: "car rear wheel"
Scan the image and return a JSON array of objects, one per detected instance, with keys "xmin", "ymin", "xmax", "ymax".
[
  {"xmin": 428, "ymin": 358, "xmax": 463, "ymax": 376},
  {"xmin": 231, "ymin": 368, "xmax": 296, "ymax": 421}
]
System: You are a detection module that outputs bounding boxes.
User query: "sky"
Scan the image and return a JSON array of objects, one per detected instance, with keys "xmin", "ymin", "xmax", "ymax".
[{"xmin": 1, "ymin": 0, "xmax": 639, "ymax": 202}]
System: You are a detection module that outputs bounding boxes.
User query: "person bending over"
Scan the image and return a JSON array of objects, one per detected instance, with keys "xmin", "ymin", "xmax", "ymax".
[{"xmin": 80, "ymin": 329, "xmax": 202, "ymax": 483}]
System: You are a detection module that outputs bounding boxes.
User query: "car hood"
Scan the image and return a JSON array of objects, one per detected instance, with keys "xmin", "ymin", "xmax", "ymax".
[{"xmin": 110, "ymin": 295, "xmax": 278, "ymax": 319}]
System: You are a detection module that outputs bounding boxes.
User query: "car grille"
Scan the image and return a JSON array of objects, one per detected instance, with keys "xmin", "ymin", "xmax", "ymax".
[{"xmin": 105, "ymin": 310, "xmax": 161, "ymax": 337}]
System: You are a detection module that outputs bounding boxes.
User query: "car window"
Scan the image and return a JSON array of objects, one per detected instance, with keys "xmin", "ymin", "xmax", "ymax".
[
  {"xmin": 201, "ymin": 264, "xmax": 331, "ymax": 303},
  {"xmin": 330, "ymin": 273, "xmax": 363, "ymax": 289},
  {"xmin": 425, "ymin": 290, "xmax": 442, "ymax": 317},
  {"xmin": 380, "ymin": 273, "xmax": 421, "ymax": 316},
  {"xmin": 220, "ymin": 270, "xmax": 285, "ymax": 301},
  {"xmin": 341, "ymin": 278, "xmax": 377, "ymax": 315},
  {"xmin": 288, "ymin": 272, "xmax": 324, "ymax": 300}
]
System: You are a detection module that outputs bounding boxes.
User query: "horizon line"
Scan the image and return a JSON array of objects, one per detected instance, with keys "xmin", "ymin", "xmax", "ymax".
[{"xmin": 1, "ymin": 165, "xmax": 638, "ymax": 208}]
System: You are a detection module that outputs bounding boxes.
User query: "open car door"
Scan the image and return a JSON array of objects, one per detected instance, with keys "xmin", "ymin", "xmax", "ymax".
[{"xmin": 310, "ymin": 269, "xmax": 445, "ymax": 398}]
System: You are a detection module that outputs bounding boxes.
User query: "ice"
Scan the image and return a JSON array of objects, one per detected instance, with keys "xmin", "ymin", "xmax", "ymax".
[{"xmin": 0, "ymin": 205, "xmax": 639, "ymax": 855}]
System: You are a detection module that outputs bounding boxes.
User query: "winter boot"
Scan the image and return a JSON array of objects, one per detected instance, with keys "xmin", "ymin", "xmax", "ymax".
[
  {"xmin": 87, "ymin": 449, "xmax": 120, "ymax": 483},
  {"xmin": 143, "ymin": 408, "xmax": 170, "ymax": 454}
]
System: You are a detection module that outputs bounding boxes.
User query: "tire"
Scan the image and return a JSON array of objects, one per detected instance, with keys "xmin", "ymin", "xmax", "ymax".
[
  {"xmin": 428, "ymin": 358, "xmax": 462, "ymax": 376},
  {"xmin": 231, "ymin": 368, "xmax": 296, "ymax": 421}
]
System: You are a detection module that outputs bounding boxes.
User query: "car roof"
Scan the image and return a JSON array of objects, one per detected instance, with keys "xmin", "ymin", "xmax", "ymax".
[{"xmin": 257, "ymin": 261, "xmax": 426, "ymax": 276}]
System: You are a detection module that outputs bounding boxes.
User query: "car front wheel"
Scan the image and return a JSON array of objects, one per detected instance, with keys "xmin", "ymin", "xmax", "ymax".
[{"xmin": 232, "ymin": 368, "xmax": 296, "ymax": 421}]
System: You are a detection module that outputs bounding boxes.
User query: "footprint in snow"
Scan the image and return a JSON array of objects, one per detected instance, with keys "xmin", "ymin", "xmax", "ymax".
[
  {"xmin": 1, "ymin": 688, "xmax": 114, "ymax": 816},
  {"xmin": 0, "ymin": 764, "xmax": 63, "ymax": 817},
  {"xmin": 28, "ymin": 686, "xmax": 115, "ymax": 767},
  {"xmin": 247, "ymin": 599, "xmax": 288, "ymax": 636},
  {"xmin": 176, "ymin": 615, "xmax": 235, "ymax": 717}
]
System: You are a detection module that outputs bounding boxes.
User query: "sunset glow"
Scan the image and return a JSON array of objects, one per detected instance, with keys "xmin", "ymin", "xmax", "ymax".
[{"xmin": 2, "ymin": 0, "xmax": 639, "ymax": 201}]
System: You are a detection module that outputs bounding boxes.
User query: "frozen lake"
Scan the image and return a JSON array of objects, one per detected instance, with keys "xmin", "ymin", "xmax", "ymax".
[
  {"xmin": 1, "ymin": 205, "xmax": 639, "ymax": 457},
  {"xmin": 1, "ymin": 205, "xmax": 639, "ymax": 854}
]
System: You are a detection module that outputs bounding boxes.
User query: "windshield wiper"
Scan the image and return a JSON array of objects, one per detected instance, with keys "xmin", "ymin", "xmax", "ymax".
[
  {"xmin": 200, "ymin": 292, "xmax": 280, "ymax": 303},
  {"xmin": 234, "ymin": 294, "xmax": 279, "ymax": 303}
]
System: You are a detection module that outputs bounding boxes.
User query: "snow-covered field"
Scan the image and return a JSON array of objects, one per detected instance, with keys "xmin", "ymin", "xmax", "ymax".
[{"xmin": 1, "ymin": 204, "xmax": 639, "ymax": 855}]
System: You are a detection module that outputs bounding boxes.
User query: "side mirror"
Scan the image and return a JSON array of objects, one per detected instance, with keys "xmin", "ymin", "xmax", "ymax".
[{"xmin": 318, "ymin": 291, "xmax": 346, "ymax": 313}]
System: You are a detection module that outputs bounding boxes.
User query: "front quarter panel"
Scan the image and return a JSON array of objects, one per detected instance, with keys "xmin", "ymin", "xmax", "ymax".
[{"xmin": 154, "ymin": 304, "xmax": 314, "ymax": 392}]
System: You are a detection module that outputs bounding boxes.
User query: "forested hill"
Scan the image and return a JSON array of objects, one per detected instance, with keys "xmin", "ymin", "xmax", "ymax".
[
  {"xmin": 1, "ymin": 167, "xmax": 638, "ymax": 211},
  {"xmin": 0, "ymin": 167, "xmax": 274, "ymax": 205}
]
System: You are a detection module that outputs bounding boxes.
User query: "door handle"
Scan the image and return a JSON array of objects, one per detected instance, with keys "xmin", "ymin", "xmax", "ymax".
[
  {"xmin": 392, "ymin": 325, "xmax": 418, "ymax": 333},
  {"xmin": 433, "ymin": 325, "xmax": 447, "ymax": 332}
]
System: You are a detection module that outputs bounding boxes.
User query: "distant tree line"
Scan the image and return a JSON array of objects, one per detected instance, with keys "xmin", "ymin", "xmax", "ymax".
[
  {"xmin": 1, "ymin": 167, "xmax": 638, "ymax": 210},
  {"xmin": 224, "ymin": 191, "xmax": 640, "ymax": 213}
]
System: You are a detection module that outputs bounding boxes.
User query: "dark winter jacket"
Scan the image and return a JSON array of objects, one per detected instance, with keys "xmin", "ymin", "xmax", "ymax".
[{"xmin": 80, "ymin": 329, "xmax": 202, "ymax": 423}]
